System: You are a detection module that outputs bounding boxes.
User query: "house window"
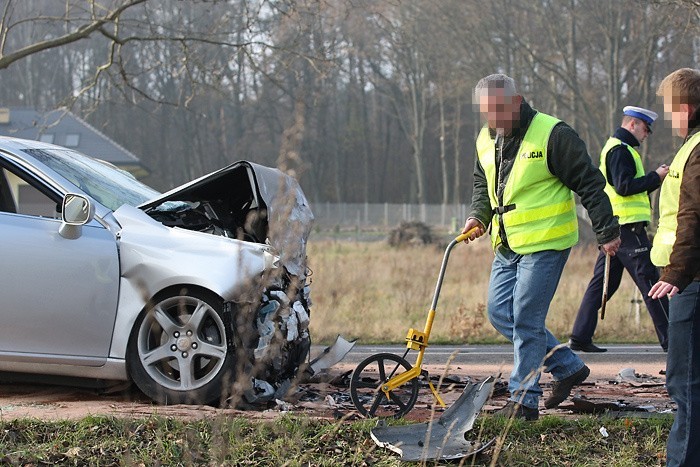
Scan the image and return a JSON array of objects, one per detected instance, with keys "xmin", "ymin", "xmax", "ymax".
[
  {"xmin": 39, "ymin": 134, "xmax": 54, "ymax": 144},
  {"xmin": 65, "ymin": 134, "xmax": 80, "ymax": 147}
]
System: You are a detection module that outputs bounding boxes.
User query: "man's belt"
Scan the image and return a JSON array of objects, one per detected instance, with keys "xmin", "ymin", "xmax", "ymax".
[
  {"xmin": 493, "ymin": 204, "xmax": 516, "ymax": 215},
  {"xmin": 622, "ymin": 221, "xmax": 647, "ymax": 234}
]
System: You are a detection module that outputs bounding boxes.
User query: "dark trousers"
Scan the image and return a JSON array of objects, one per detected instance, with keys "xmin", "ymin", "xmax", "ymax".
[
  {"xmin": 666, "ymin": 281, "xmax": 700, "ymax": 466},
  {"xmin": 570, "ymin": 223, "xmax": 669, "ymax": 349}
]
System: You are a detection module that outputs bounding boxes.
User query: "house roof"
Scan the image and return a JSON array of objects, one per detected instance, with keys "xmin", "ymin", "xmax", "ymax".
[{"xmin": 0, "ymin": 107, "xmax": 148, "ymax": 177}]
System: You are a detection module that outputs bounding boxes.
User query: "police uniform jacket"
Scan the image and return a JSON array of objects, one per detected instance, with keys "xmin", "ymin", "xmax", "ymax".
[
  {"xmin": 469, "ymin": 100, "xmax": 620, "ymax": 248},
  {"xmin": 605, "ymin": 127, "xmax": 662, "ymax": 203}
]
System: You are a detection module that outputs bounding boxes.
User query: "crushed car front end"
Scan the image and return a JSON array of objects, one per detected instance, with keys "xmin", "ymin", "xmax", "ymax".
[{"xmin": 135, "ymin": 161, "xmax": 315, "ymax": 405}]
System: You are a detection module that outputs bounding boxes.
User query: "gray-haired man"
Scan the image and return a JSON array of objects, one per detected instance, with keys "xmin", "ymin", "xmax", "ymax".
[{"xmin": 462, "ymin": 73, "xmax": 620, "ymax": 419}]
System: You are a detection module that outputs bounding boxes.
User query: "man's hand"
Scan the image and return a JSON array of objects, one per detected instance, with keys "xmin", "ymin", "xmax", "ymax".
[
  {"xmin": 649, "ymin": 280, "xmax": 679, "ymax": 299},
  {"xmin": 461, "ymin": 218, "xmax": 485, "ymax": 243},
  {"xmin": 601, "ymin": 237, "xmax": 621, "ymax": 256},
  {"xmin": 655, "ymin": 164, "xmax": 670, "ymax": 181}
]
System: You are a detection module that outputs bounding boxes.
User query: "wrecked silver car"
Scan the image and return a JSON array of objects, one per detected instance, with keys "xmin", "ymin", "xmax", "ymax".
[{"xmin": 0, "ymin": 136, "xmax": 313, "ymax": 405}]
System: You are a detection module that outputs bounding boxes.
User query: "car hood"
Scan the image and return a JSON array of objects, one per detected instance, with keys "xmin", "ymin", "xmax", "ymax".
[{"xmin": 139, "ymin": 161, "xmax": 314, "ymax": 277}]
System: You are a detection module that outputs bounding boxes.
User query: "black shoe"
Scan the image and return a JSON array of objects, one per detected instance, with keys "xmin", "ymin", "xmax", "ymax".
[
  {"xmin": 544, "ymin": 365, "xmax": 590, "ymax": 409},
  {"xmin": 568, "ymin": 339, "xmax": 607, "ymax": 353},
  {"xmin": 493, "ymin": 400, "xmax": 539, "ymax": 421}
]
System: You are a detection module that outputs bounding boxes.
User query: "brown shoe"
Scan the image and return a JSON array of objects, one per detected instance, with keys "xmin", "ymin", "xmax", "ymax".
[{"xmin": 544, "ymin": 365, "xmax": 590, "ymax": 409}]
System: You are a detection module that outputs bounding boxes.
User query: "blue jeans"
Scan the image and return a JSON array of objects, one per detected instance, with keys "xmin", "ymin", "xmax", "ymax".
[
  {"xmin": 666, "ymin": 281, "xmax": 700, "ymax": 466},
  {"xmin": 488, "ymin": 246, "xmax": 586, "ymax": 409}
]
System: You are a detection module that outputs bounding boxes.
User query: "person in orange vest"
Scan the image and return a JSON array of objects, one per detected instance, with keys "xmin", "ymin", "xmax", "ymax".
[
  {"xmin": 462, "ymin": 73, "xmax": 620, "ymax": 420},
  {"xmin": 649, "ymin": 67, "xmax": 700, "ymax": 467},
  {"xmin": 569, "ymin": 106, "xmax": 669, "ymax": 353}
]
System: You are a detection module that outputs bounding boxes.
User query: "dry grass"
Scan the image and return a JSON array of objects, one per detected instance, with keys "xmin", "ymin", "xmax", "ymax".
[{"xmin": 307, "ymin": 237, "xmax": 660, "ymax": 345}]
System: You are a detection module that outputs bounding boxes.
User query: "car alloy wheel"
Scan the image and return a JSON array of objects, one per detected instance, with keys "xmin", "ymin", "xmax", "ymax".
[{"xmin": 127, "ymin": 288, "xmax": 235, "ymax": 405}]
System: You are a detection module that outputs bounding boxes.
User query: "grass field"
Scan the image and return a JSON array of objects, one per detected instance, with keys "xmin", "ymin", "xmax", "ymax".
[
  {"xmin": 307, "ymin": 237, "xmax": 661, "ymax": 346},
  {"xmin": 0, "ymin": 415, "xmax": 671, "ymax": 466}
]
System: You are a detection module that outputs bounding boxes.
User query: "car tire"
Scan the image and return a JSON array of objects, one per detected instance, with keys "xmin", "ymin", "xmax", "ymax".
[{"xmin": 126, "ymin": 287, "xmax": 235, "ymax": 405}]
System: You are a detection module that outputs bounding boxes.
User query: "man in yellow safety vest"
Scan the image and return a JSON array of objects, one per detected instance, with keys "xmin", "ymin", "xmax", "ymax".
[
  {"xmin": 649, "ymin": 67, "xmax": 700, "ymax": 467},
  {"xmin": 569, "ymin": 106, "xmax": 669, "ymax": 353},
  {"xmin": 462, "ymin": 73, "xmax": 620, "ymax": 420}
]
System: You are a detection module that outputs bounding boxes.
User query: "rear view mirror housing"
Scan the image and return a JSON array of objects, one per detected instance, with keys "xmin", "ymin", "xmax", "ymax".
[{"xmin": 59, "ymin": 193, "xmax": 94, "ymax": 239}]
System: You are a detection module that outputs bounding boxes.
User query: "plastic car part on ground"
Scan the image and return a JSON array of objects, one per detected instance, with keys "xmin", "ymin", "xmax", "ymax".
[
  {"xmin": 614, "ymin": 367, "xmax": 666, "ymax": 387},
  {"xmin": 370, "ymin": 377, "xmax": 496, "ymax": 462},
  {"xmin": 308, "ymin": 335, "xmax": 357, "ymax": 376},
  {"xmin": 570, "ymin": 395, "xmax": 658, "ymax": 414}
]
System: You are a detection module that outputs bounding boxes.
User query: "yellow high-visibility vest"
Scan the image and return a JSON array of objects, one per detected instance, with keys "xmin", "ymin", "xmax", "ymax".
[
  {"xmin": 599, "ymin": 137, "xmax": 651, "ymax": 224},
  {"xmin": 476, "ymin": 112, "xmax": 578, "ymax": 254},
  {"xmin": 651, "ymin": 131, "xmax": 700, "ymax": 266}
]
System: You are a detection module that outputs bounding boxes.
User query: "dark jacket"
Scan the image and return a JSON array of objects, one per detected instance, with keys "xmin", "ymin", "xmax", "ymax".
[
  {"xmin": 659, "ymin": 107, "xmax": 700, "ymax": 291},
  {"xmin": 469, "ymin": 100, "xmax": 620, "ymax": 246},
  {"xmin": 605, "ymin": 127, "xmax": 662, "ymax": 199}
]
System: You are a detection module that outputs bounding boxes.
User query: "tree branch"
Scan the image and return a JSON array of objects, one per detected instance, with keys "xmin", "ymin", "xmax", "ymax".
[{"xmin": 0, "ymin": 0, "xmax": 147, "ymax": 70}]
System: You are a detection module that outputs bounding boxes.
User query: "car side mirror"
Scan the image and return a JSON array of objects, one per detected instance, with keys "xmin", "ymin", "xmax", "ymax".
[{"xmin": 59, "ymin": 193, "xmax": 94, "ymax": 239}]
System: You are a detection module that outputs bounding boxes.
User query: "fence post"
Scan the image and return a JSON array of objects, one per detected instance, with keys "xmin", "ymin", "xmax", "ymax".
[{"xmin": 384, "ymin": 202, "xmax": 389, "ymax": 226}]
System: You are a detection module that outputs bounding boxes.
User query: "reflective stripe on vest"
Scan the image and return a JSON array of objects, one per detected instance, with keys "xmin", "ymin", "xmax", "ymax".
[
  {"xmin": 476, "ymin": 112, "xmax": 578, "ymax": 254},
  {"xmin": 599, "ymin": 137, "xmax": 652, "ymax": 224},
  {"xmin": 651, "ymin": 131, "xmax": 700, "ymax": 266}
]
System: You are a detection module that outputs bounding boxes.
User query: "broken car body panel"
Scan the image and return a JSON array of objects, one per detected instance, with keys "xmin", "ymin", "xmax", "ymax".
[{"xmin": 371, "ymin": 377, "xmax": 497, "ymax": 462}]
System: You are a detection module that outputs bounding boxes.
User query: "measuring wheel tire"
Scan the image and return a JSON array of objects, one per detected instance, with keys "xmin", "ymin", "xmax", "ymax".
[{"xmin": 349, "ymin": 352, "xmax": 420, "ymax": 418}]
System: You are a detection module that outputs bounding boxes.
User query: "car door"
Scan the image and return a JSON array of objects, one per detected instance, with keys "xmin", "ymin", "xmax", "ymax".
[{"xmin": 0, "ymin": 167, "xmax": 120, "ymax": 365}]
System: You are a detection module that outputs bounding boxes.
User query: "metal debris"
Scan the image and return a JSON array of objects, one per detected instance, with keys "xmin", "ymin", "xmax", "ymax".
[
  {"xmin": 614, "ymin": 368, "xmax": 665, "ymax": 387},
  {"xmin": 370, "ymin": 377, "xmax": 496, "ymax": 462},
  {"xmin": 571, "ymin": 395, "xmax": 656, "ymax": 414}
]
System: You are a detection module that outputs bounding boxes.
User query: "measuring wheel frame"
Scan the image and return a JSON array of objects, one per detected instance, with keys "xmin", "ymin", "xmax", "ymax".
[{"xmin": 349, "ymin": 229, "xmax": 479, "ymax": 418}]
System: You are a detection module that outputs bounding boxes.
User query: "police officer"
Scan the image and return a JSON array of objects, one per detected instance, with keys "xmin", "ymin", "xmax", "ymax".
[{"xmin": 569, "ymin": 106, "xmax": 669, "ymax": 353}]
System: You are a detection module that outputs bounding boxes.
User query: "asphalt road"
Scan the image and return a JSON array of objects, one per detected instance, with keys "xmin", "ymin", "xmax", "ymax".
[{"xmin": 332, "ymin": 343, "xmax": 667, "ymax": 367}]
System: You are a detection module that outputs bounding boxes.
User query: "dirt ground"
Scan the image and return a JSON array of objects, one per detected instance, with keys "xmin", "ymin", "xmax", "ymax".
[{"xmin": 0, "ymin": 361, "xmax": 672, "ymax": 422}]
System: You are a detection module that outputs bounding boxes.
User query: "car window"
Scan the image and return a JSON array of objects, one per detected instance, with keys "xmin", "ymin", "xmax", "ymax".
[
  {"xmin": 0, "ymin": 167, "xmax": 58, "ymax": 218},
  {"xmin": 0, "ymin": 168, "xmax": 17, "ymax": 213},
  {"xmin": 22, "ymin": 148, "xmax": 161, "ymax": 211}
]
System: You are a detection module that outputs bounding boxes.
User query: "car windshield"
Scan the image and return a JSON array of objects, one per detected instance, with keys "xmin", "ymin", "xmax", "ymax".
[{"xmin": 22, "ymin": 148, "xmax": 160, "ymax": 211}]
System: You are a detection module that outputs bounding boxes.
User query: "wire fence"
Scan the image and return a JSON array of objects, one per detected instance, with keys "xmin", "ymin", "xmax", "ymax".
[
  {"xmin": 309, "ymin": 202, "xmax": 592, "ymax": 232},
  {"xmin": 309, "ymin": 203, "xmax": 469, "ymax": 231}
]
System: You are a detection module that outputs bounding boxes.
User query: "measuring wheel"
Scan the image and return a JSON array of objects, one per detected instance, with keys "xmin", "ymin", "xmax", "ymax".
[{"xmin": 349, "ymin": 352, "xmax": 420, "ymax": 418}]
